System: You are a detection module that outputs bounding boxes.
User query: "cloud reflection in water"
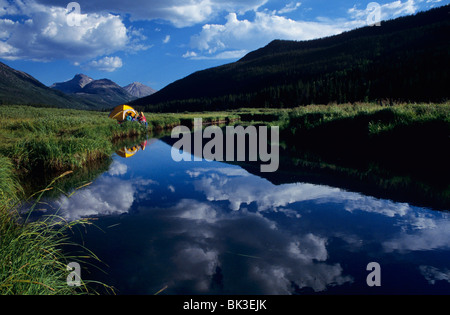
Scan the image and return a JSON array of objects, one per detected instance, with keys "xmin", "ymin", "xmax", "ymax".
[{"xmin": 54, "ymin": 157, "xmax": 450, "ymax": 294}]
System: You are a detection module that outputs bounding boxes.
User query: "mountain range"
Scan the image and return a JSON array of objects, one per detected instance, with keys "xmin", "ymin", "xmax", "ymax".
[
  {"xmin": 123, "ymin": 82, "xmax": 157, "ymax": 98},
  {"xmin": 50, "ymin": 74, "xmax": 156, "ymax": 109},
  {"xmin": 0, "ymin": 62, "xmax": 97, "ymax": 109},
  {"xmin": 131, "ymin": 5, "xmax": 450, "ymax": 112},
  {"xmin": 0, "ymin": 65, "xmax": 156, "ymax": 110}
]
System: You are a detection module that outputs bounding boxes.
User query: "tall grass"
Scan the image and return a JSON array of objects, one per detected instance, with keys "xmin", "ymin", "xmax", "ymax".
[
  {"xmin": 0, "ymin": 156, "xmax": 22, "ymax": 207},
  {"xmin": 0, "ymin": 172, "xmax": 112, "ymax": 295}
]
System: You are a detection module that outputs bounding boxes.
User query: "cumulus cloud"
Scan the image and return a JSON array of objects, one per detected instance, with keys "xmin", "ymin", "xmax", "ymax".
[
  {"xmin": 187, "ymin": 11, "xmax": 361, "ymax": 59},
  {"xmin": 56, "ymin": 176, "xmax": 135, "ymax": 221},
  {"xmin": 189, "ymin": 167, "xmax": 343, "ymax": 211},
  {"xmin": 53, "ymin": 163, "xmax": 158, "ymax": 220},
  {"xmin": 35, "ymin": 0, "xmax": 269, "ymax": 27},
  {"xmin": 88, "ymin": 56, "xmax": 123, "ymax": 72},
  {"xmin": 0, "ymin": 0, "xmax": 145, "ymax": 62}
]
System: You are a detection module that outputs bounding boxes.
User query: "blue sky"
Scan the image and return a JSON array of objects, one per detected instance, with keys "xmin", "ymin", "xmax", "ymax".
[{"xmin": 0, "ymin": 0, "xmax": 448, "ymax": 90}]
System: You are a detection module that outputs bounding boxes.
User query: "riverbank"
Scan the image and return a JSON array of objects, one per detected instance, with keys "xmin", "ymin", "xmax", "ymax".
[{"xmin": 234, "ymin": 102, "xmax": 449, "ymax": 174}]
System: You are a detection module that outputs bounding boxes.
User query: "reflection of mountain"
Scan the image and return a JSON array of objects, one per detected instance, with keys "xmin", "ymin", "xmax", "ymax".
[
  {"xmin": 160, "ymin": 132, "xmax": 450, "ymax": 211},
  {"xmin": 236, "ymin": 155, "xmax": 450, "ymax": 211}
]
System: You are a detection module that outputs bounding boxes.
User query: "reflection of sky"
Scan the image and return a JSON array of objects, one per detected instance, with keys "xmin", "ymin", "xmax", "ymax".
[
  {"xmin": 54, "ymin": 140, "xmax": 450, "ymax": 294},
  {"xmin": 55, "ymin": 160, "xmax": 159, "ymax": 221}
]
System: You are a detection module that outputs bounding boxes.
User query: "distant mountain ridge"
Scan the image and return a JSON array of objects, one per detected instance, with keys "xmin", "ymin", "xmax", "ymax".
[
  {"xmin": 50, "ymin": 75, "xmax": 157, "ymax": 108},
  {"xmin": 0, "ymin": 62, "xmax": 100, "ymax": 109},
  {"xmin": 50, "ymin": 74, "xmax": 94, "ymax": 94},
  {"xmin": 0, "ymin": 63, "xmax": 156, "ymax": 110},
  {"xmin": 123, "ymin": 82, "xmax": 157, "ymax": 98},
  {"xmin": 50, "ymin": 74, "xmax": 136, "ymax": 108},
  {"xmin": 130, "ymin": 5, "xmax": 450, "ymax": 112}
]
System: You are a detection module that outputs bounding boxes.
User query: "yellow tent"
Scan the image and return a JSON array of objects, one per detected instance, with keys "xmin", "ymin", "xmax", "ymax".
[
  {"xmin": 109, "ymin": 105, "xmax": 139, "ymax": 122},
  {"xmin": 116, "ymin": 146, "xmax": 139, "ymax": 158}
]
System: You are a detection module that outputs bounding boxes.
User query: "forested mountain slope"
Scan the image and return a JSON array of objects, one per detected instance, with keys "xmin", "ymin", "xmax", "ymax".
[{"xmin": 131, "ymin": 5, "xmax": 450, "ymax": 112}]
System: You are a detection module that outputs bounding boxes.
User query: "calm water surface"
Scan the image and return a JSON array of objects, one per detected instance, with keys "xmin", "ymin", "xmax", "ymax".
[{"xmin": 43, "ymin": 138, "xmax": 450, "ymax": 294}]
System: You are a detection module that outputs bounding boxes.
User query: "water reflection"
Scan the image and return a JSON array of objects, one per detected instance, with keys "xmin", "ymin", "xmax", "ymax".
[
  {"xmin": 115, "ymin": 139, "xmax": 154, "ymax": 159},
  {"xmin": 46, "ymin": 138, "xmax": 450, "ymax": 294},
  {"xmin": 54, "ymin": 163, "xmax": 159, "ymax": 221}
]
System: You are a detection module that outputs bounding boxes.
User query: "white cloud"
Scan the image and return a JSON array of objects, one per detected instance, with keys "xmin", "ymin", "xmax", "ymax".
[
  {"xmin": 0, "ymin": 41, "xmax": 18, "ymax": 58},
  {"xmin": 56, "ymin": 176, "xmax": 135, "ymax": 221},
  {"xmin": 383, "ymin": 219, "xmax": 450, "ymax": 253},
  {"xmin": 184, "ymin": 49, "xmax": 249, "ymax": 60},
  {"xmin": 277, "ymin": 2, "xmax": 302, "ymax": 14},
  {"xmin": 173, "ymin": 199, "xmax": 219, "ymax": 223},
  {"xmin": 88, "ymin": 56, "xmax": 123, "ymax": 72},
  {"xmin": 108, "ymin": 160, "xmax": 128, "ymax": 176},
  {"xmin": 182, "ymin": 51, "xmax": 198, "ymax": 58},
  {"xmin": 189, "ymin": 167, "xmax": 343, "ymax": 211},
  {"xmin": 188, "ymin": 11, "xmax": 361, "ymax": 60},
  {"xmin": 348, "ymin": 0, "xmax": 420, "ymax": 22},
  {"xmin": 52, "ymin": 162, "xmax": 158, "ymax": 221},
  {"xmin": 35, "ymin": 0, "xmax": 269, "ymax": 27},
  {"xmin": 288, "ymin": 234, "xmax": 328, "ymax": 262},
  {"xmin": 171, "ymin": 245, "xmax": 220, "ymax": 291},
  {"xmin": 0, "ymin": 0, "xmax": 146, "ymax": 62},
  {"xmin": 420, "ymin": 265, "xmax": 450, "ymax": 285},
  {"xmin": 162, "ymin": 35, "xmax": 171, "ymax": 44}
]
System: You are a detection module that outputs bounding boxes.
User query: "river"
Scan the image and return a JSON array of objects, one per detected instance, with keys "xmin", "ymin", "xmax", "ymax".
[{"xmin": 24, "ymin": 132, "xmax": 450, "ymax": 295}]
